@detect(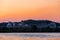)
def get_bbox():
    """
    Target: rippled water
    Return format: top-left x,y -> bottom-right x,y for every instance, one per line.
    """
0,33 -> 60,40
